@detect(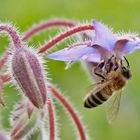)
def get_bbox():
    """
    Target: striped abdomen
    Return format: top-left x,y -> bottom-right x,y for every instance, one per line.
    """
84,86 -> 113,108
